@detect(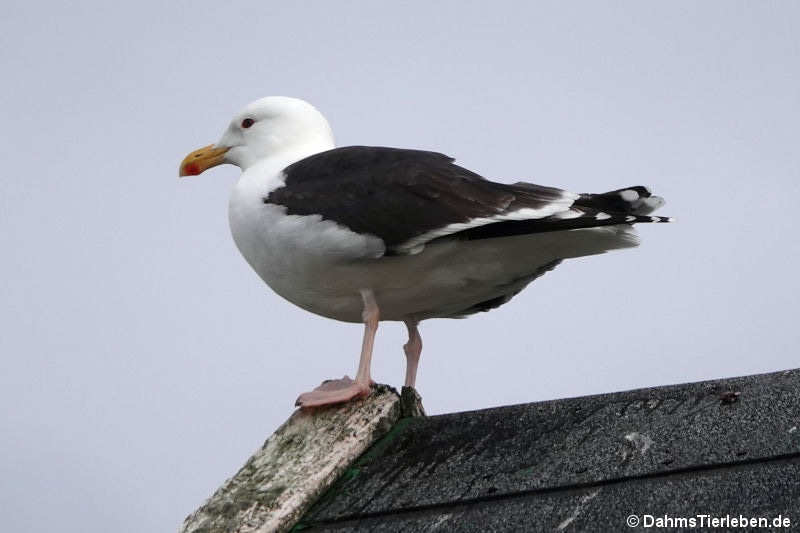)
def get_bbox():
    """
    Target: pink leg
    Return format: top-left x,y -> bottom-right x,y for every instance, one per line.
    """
295,289 -> 380,408
403,320 -> 422,388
